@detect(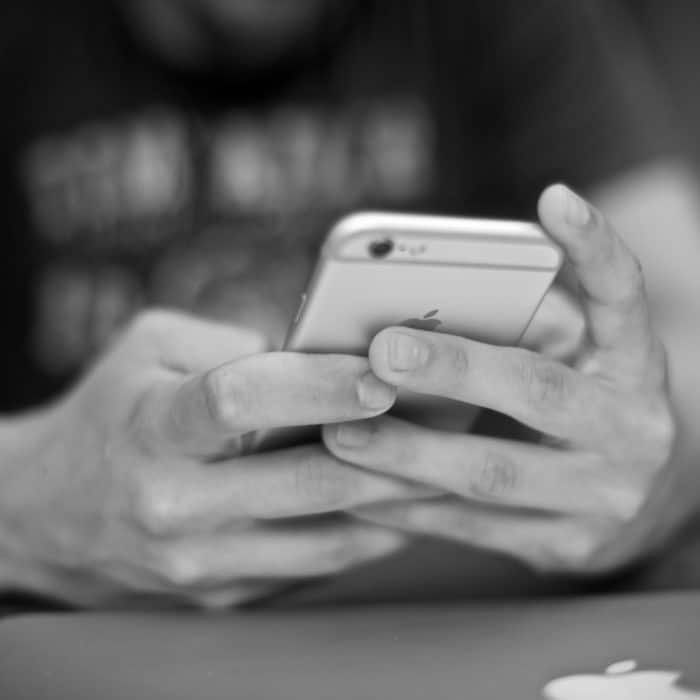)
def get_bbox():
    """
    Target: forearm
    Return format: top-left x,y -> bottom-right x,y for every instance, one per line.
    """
0,409 -> 57,594
0,407 -> 121,605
